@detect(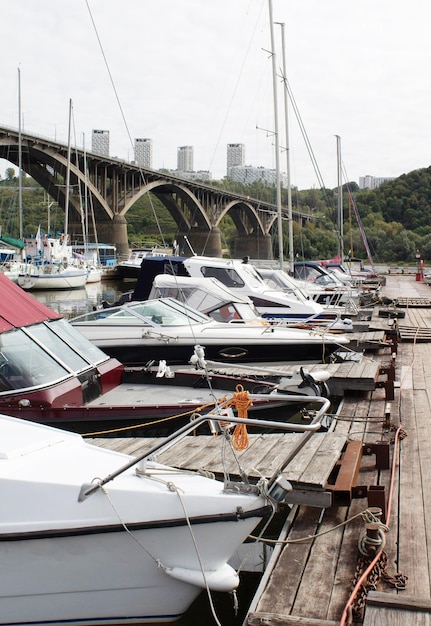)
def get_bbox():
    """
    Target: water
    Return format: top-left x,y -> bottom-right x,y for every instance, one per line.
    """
30,278 -> 130,319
